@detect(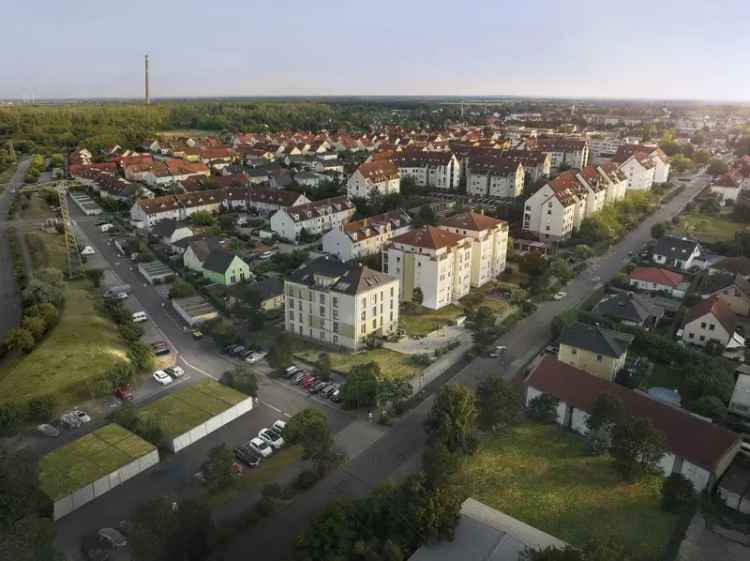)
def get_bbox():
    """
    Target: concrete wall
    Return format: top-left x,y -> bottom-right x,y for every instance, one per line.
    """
168,397 -> 253,453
